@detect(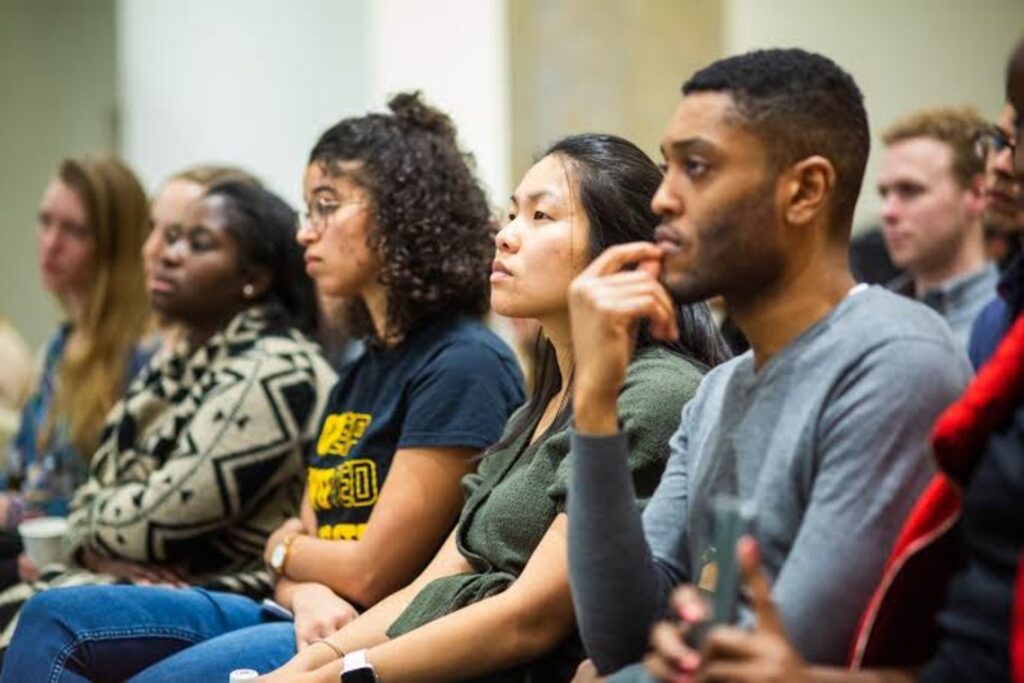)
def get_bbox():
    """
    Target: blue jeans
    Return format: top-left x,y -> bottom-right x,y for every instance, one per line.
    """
1,585 -> 297,682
